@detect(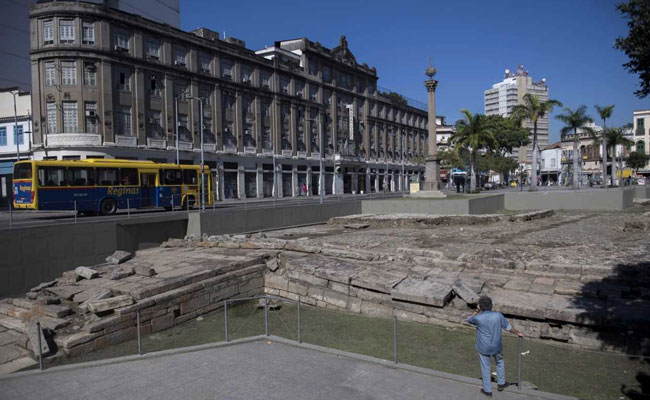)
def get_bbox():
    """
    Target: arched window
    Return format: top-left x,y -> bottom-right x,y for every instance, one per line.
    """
637,140 -> 645,154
